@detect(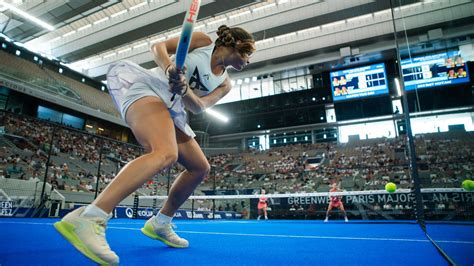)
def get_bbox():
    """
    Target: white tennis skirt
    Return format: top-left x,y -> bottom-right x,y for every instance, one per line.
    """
106,60 -> 195,138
